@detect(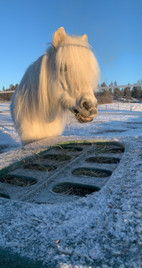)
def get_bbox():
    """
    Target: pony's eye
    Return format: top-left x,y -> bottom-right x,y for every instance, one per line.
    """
60,64 -> 67,73
60,65 -> 63,73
